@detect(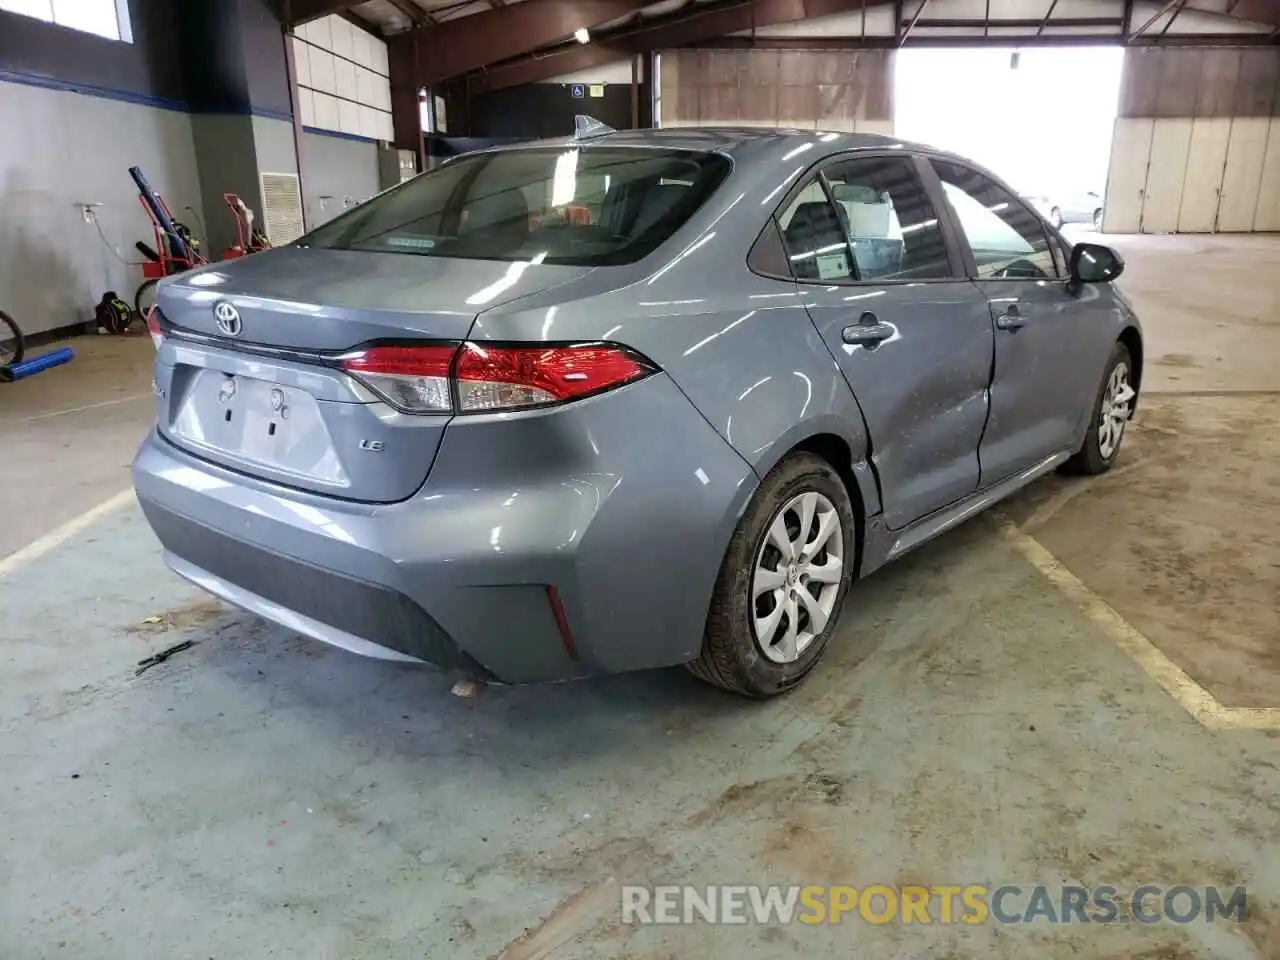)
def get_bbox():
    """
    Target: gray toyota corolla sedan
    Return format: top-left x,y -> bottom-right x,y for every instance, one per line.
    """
133,126 -> 1142,698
